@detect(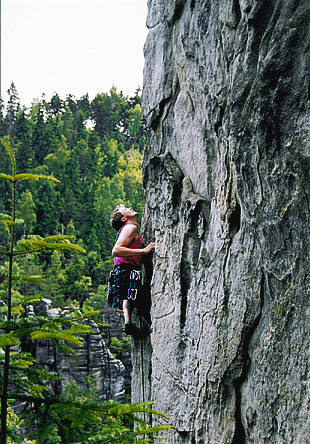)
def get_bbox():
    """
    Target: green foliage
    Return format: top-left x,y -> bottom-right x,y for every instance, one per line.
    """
6,83 -> 21,137
110,336 -> 132,357
24,380 -> 172,444
16,191 -> 36,234
0,87 -> 145,304
0,89 -> 170,444
2,405 -> 35,444
87,284 -> 108,311
0,140 -> 93,443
